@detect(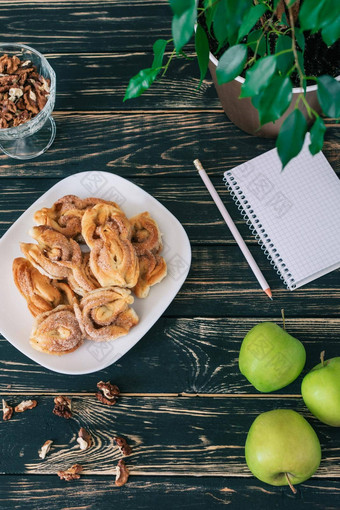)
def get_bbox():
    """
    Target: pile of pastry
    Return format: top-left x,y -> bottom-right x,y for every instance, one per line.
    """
12,195 -> 167,355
